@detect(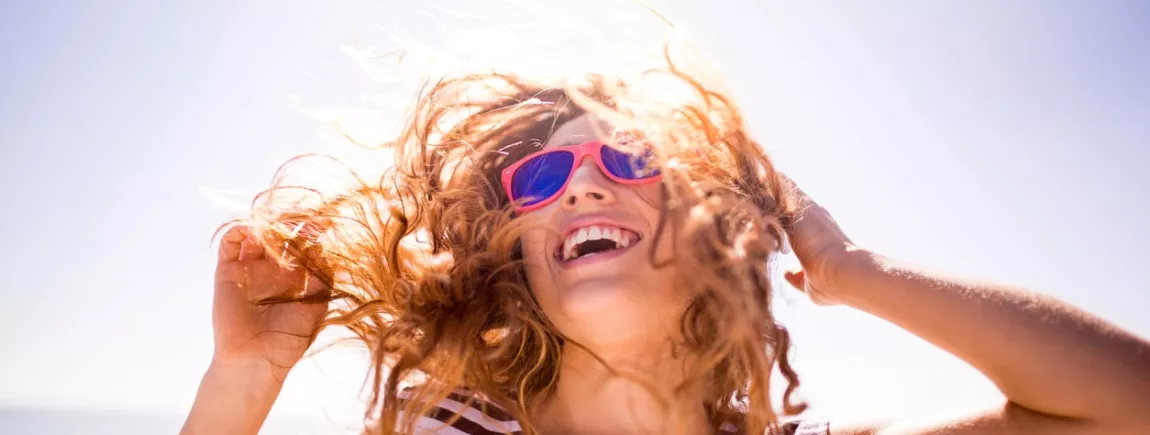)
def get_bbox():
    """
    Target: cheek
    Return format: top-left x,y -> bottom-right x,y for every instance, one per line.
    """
516,209 -> 556,266
518,223 -> 558,300
634,182 -> 663,209
628,186 -> 678,268
520,228 -> 552,270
